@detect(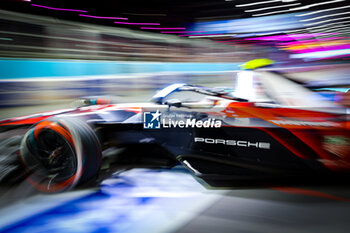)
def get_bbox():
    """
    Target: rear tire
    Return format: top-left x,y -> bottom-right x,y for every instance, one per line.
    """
20,117 -> 101,192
